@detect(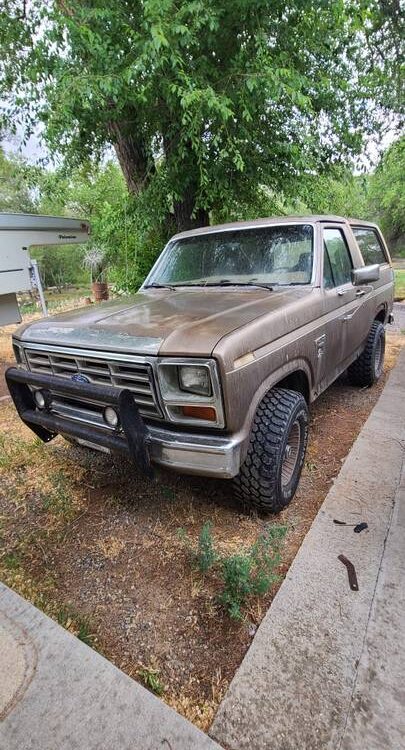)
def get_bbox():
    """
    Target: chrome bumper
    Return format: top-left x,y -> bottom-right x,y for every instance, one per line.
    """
147,425 -> 242,478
